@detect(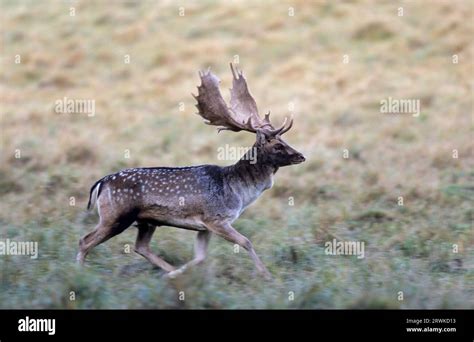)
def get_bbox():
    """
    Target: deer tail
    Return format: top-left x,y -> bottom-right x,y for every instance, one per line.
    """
87,179 -> 104,210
